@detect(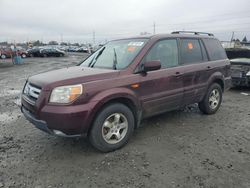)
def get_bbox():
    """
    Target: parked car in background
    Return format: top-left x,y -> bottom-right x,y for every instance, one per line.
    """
21,31 -> 231,152
0,48 -> 12,59
225,48 -> 250,59
27,48 -> 44,57
75,46 -> 89,53
40,48 -> 65,57
0,47 -> 28,59
58,46 -> 69,52
67,46 -> 80,52
67,46 -> 90,53
18,50 -> 29,58
230,58 -> 250,87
